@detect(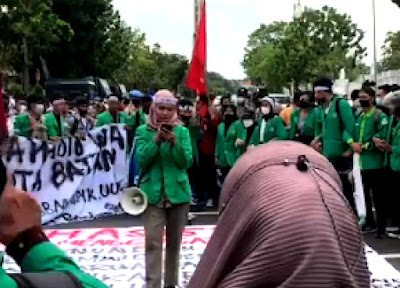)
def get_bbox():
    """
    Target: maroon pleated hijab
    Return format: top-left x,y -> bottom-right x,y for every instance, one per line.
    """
188,141 -> 370,288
